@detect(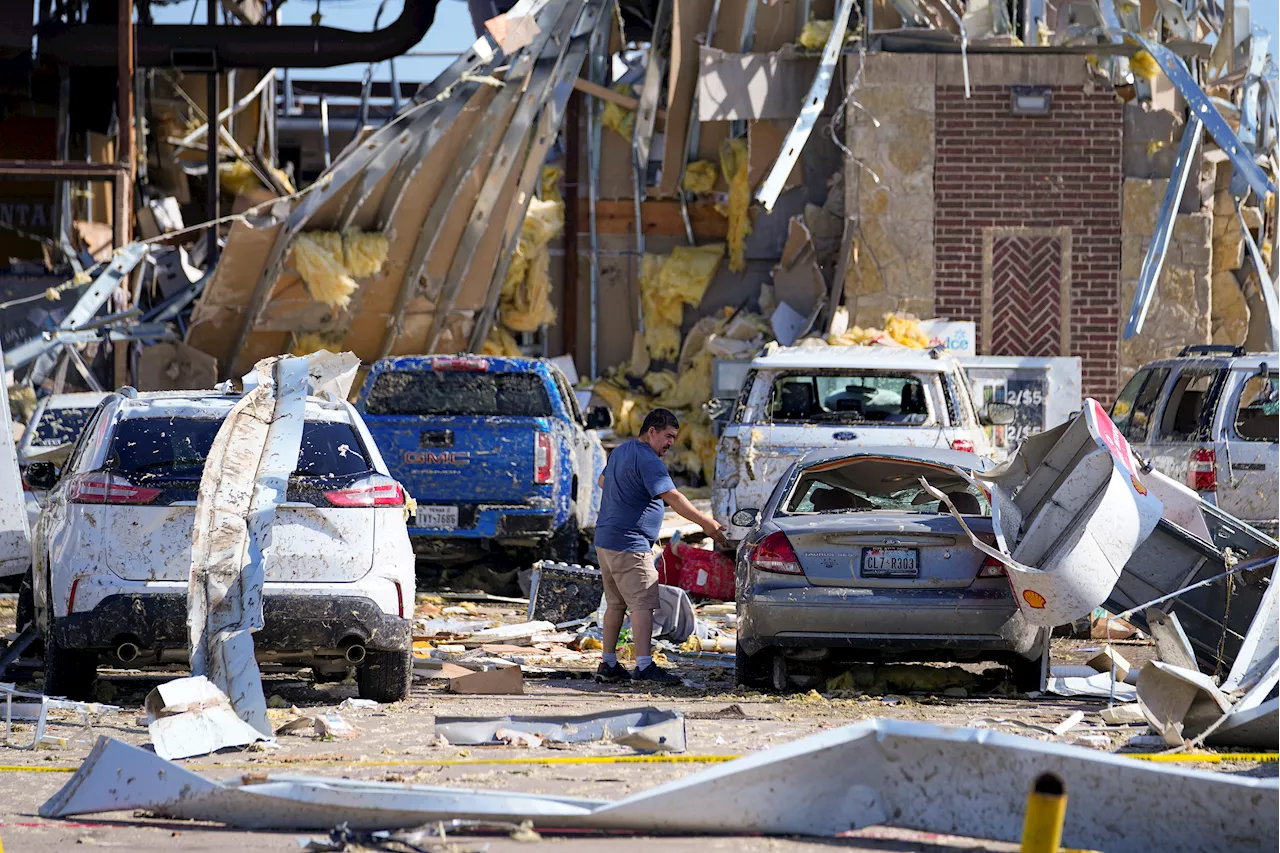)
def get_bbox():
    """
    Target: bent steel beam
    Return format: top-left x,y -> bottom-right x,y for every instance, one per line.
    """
754,0 -> 855,212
